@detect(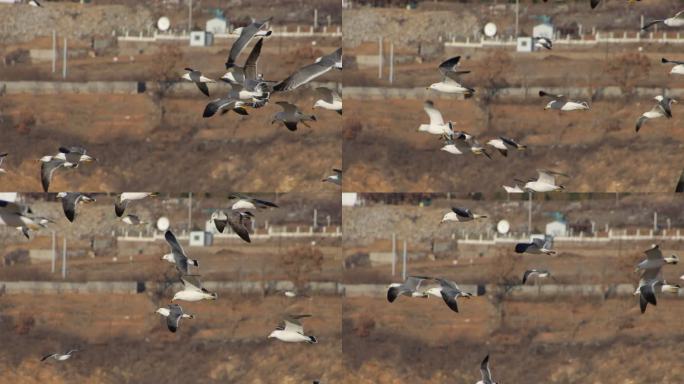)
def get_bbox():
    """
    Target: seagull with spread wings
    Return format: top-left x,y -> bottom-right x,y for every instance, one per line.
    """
427,56 -> 475,96
268,314 -> 318,344
56,192 -> 95,223
161,230 -> 199,275
155,304 -> 194,333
